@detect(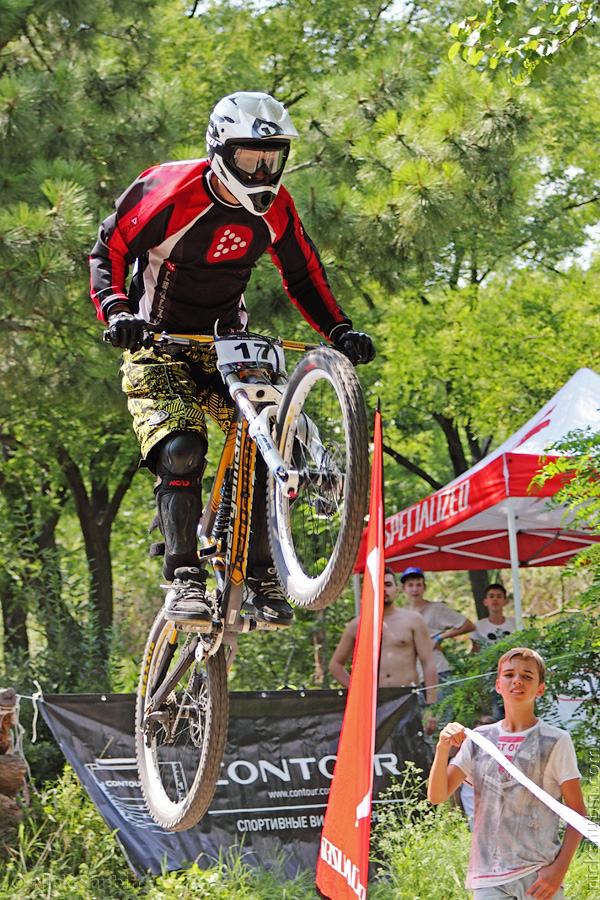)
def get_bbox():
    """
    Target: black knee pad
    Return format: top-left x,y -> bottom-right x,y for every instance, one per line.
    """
155,432 -> 207,502
155,432 -> 207,482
